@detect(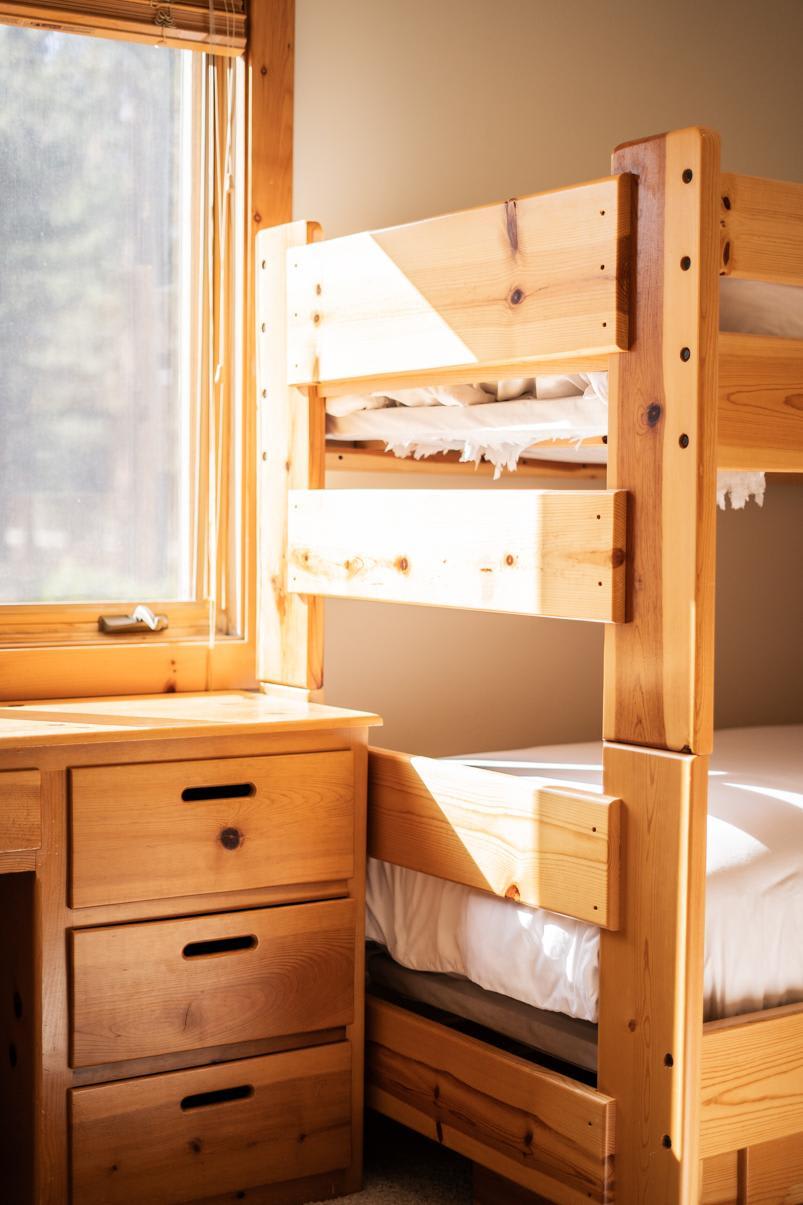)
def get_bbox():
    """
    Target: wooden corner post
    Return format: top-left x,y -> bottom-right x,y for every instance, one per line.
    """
256,220 -> 325,694
599,128 -> 720,1203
